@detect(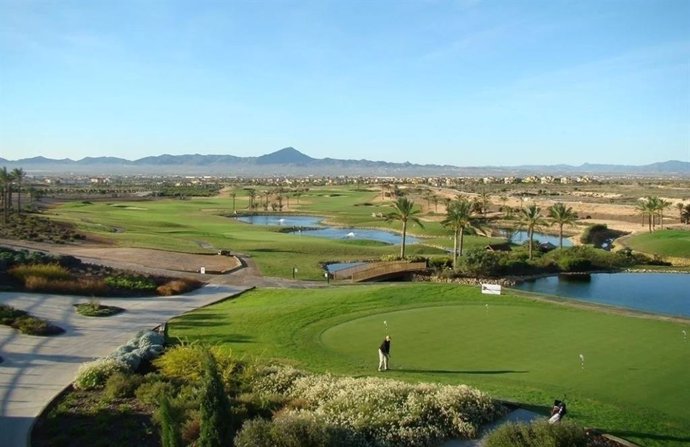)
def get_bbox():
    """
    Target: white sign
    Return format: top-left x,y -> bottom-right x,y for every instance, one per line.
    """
481,284 -> 501,295
200,267 -> 206,275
